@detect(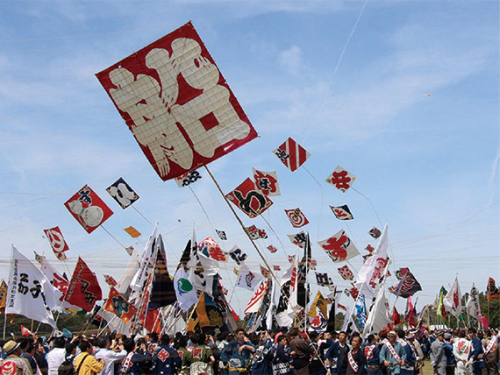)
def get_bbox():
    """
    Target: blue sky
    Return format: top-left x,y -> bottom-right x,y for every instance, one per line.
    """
1,1 -> 498,317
